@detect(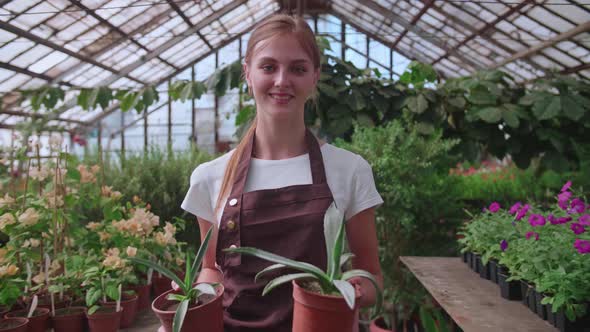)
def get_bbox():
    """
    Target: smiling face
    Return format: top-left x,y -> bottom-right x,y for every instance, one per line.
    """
244,33 -> 319,120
